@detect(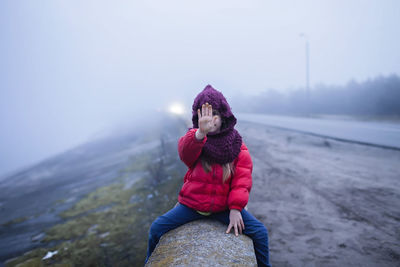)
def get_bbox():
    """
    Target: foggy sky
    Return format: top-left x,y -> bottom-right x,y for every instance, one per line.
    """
1,0 -> 399,178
